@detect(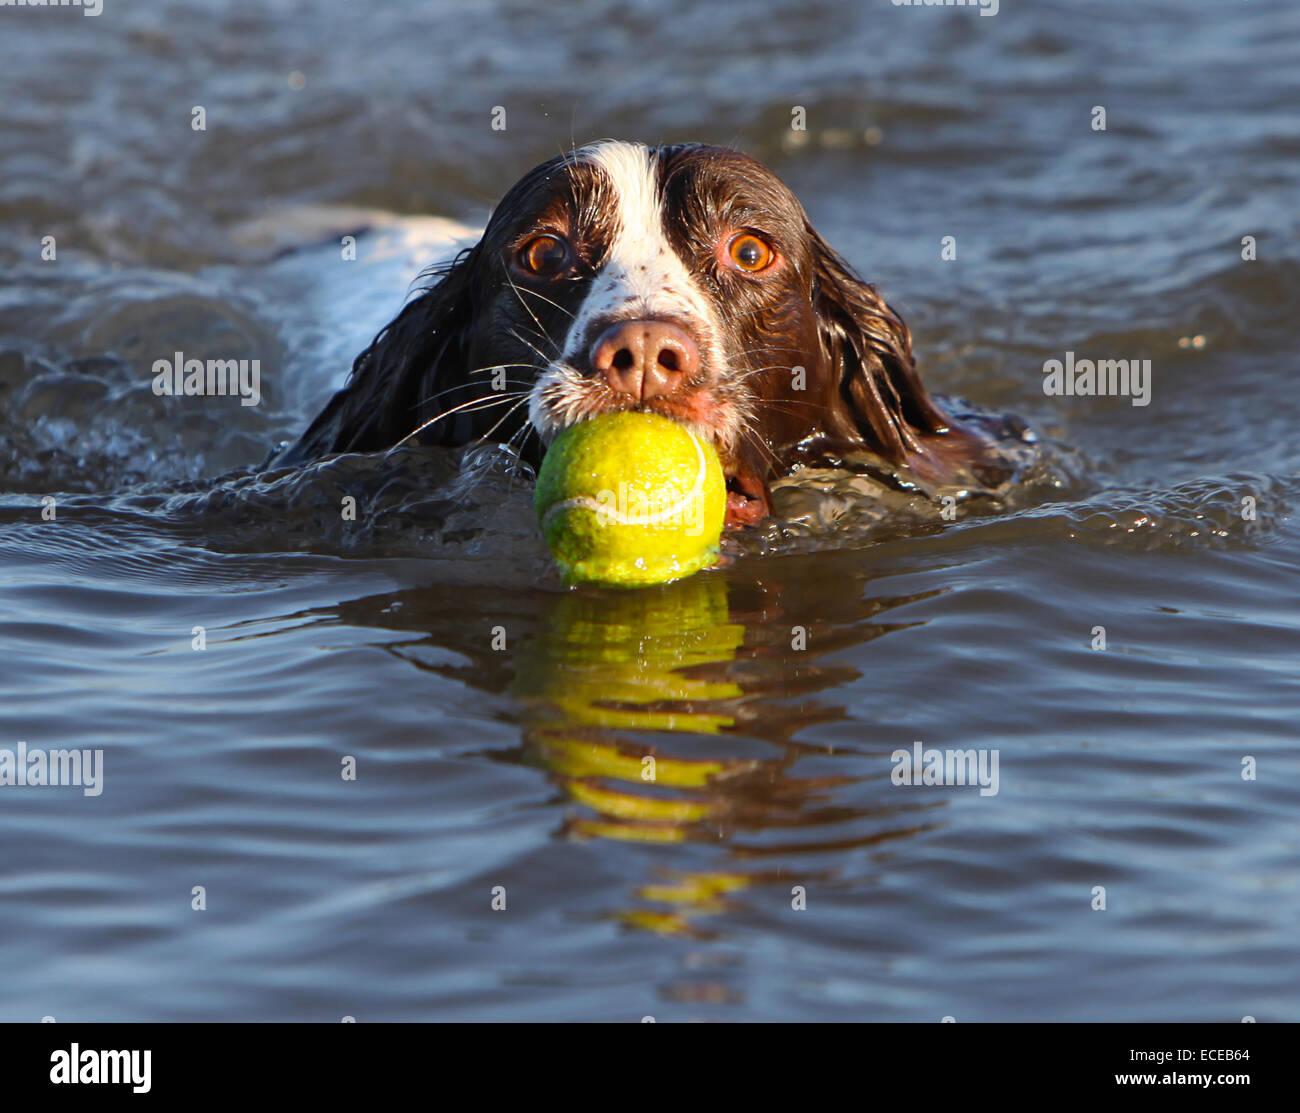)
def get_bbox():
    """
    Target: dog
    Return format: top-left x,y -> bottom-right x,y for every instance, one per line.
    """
277,140 -> 1019,526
